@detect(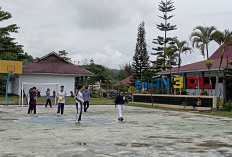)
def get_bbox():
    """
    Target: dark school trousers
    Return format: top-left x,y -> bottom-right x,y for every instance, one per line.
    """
57,103 -> 64,114
28,103 -> 36,114
76,102 -> 83,122
45,99 -> 52,107
84,101 -> 89,112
